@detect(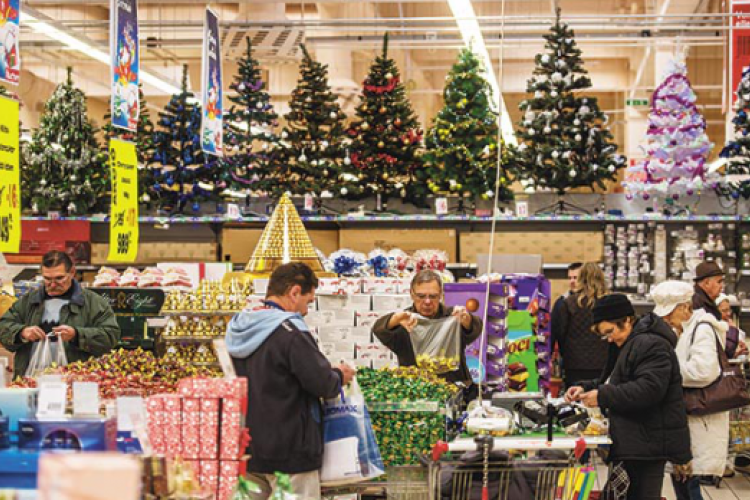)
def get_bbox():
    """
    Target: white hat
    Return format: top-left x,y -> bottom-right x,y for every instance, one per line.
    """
651,281 -> 694,317
715,293 -> 732,306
